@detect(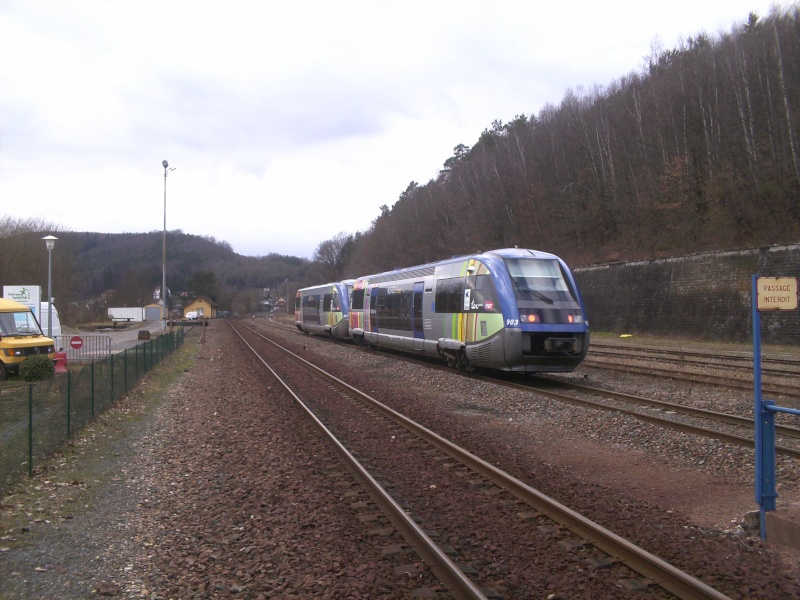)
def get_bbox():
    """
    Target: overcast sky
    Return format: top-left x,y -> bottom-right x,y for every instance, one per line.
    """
0,0 -> 787,259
